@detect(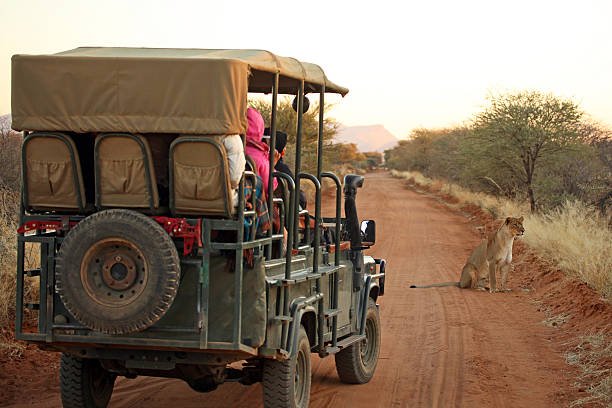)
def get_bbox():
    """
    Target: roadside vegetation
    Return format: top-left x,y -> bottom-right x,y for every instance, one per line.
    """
386,91 -> 611,215
566,332 -> 611,408
0,115 -> 38,357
